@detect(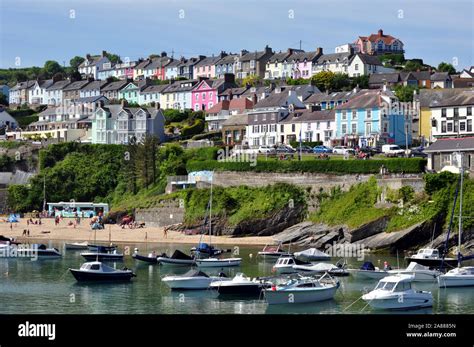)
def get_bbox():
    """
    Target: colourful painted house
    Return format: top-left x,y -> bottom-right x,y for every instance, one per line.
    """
118,82 -> 140,104
191,74 -> 238,111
